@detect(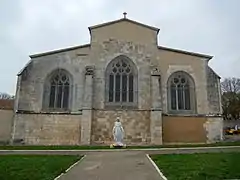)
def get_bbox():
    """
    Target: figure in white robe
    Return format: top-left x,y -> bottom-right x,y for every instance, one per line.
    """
112,117 -> 125,146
